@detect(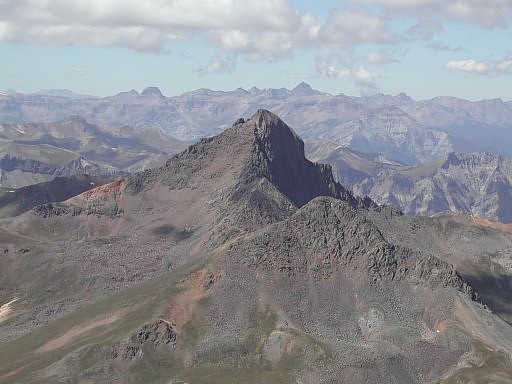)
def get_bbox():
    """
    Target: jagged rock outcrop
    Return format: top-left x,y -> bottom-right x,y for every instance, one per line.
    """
113,320 -> 177,360
227,196 -> 473,296
32,202 -> 72,218
239,110 -> 368,208
129,110 -> 372,207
